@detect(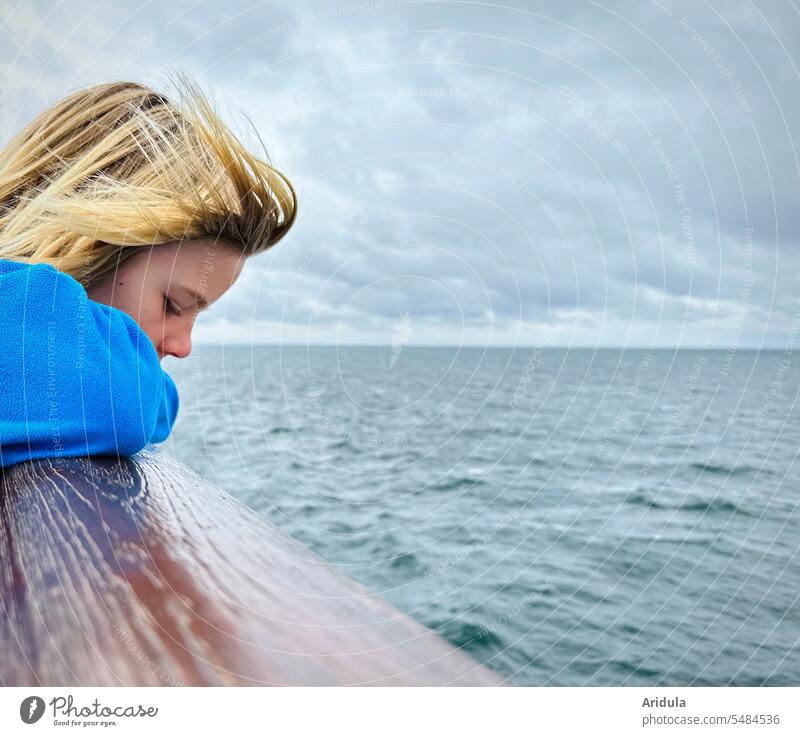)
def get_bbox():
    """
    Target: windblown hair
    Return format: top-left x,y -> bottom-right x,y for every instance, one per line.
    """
0,73 -> 297,287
